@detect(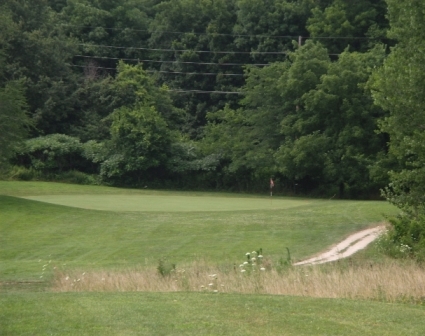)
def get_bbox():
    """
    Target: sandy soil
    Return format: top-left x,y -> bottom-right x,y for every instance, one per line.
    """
293,225 -> 386,266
